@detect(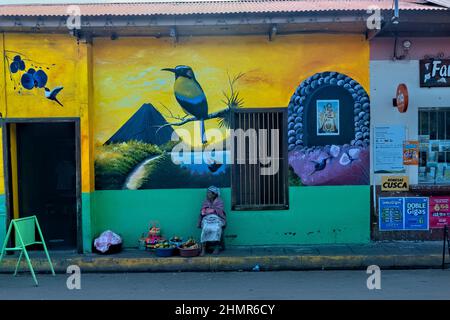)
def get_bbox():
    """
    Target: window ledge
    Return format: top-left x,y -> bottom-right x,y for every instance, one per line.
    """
409,184 -> 450,194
